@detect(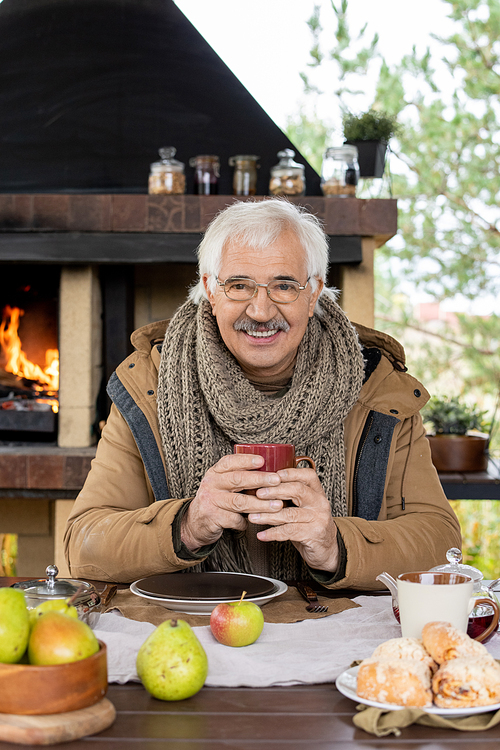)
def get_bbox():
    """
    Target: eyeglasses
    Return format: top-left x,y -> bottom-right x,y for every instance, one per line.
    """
216,277 -> 309,304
